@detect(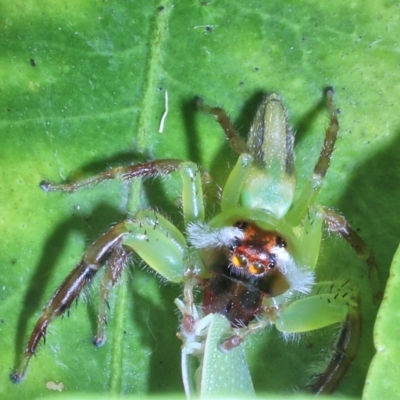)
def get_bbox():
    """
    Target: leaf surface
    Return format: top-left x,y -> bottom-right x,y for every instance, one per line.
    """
1,1 -> 399,399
